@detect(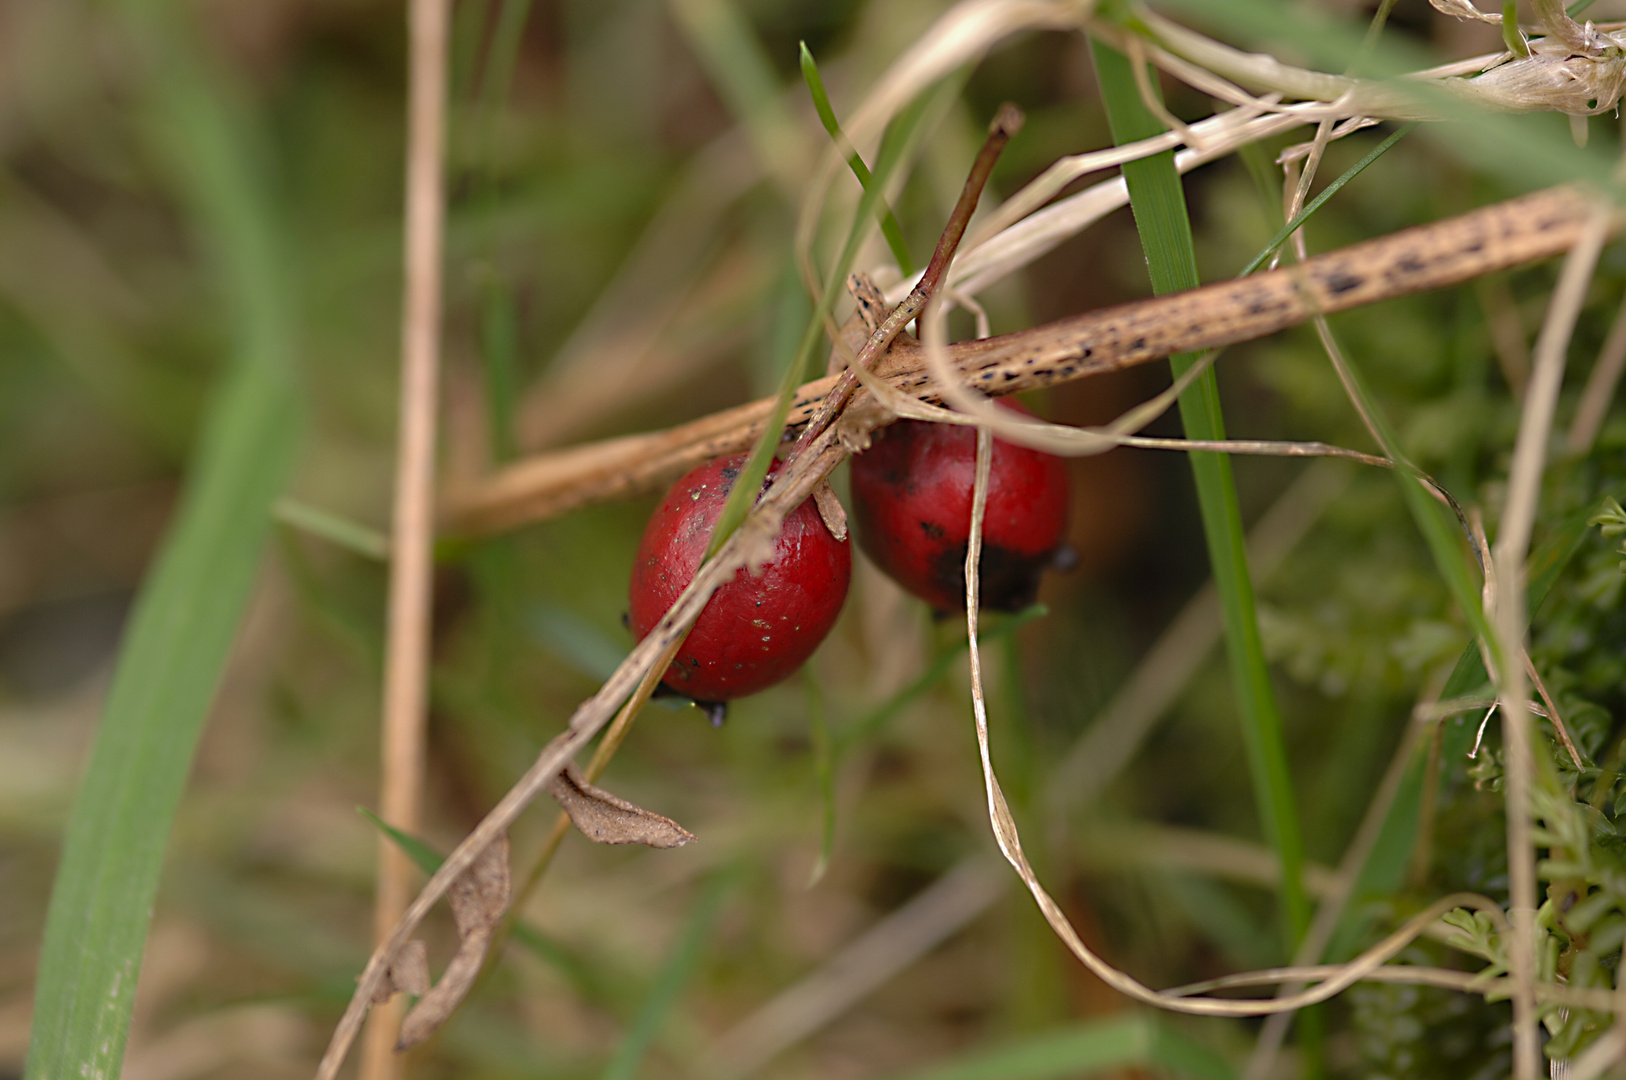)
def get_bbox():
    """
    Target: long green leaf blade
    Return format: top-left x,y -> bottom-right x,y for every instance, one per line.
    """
704,80 -> 947,556
24,12 -> 300,1080
800,41 -> 914,275
1091,40 -> 1310,953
